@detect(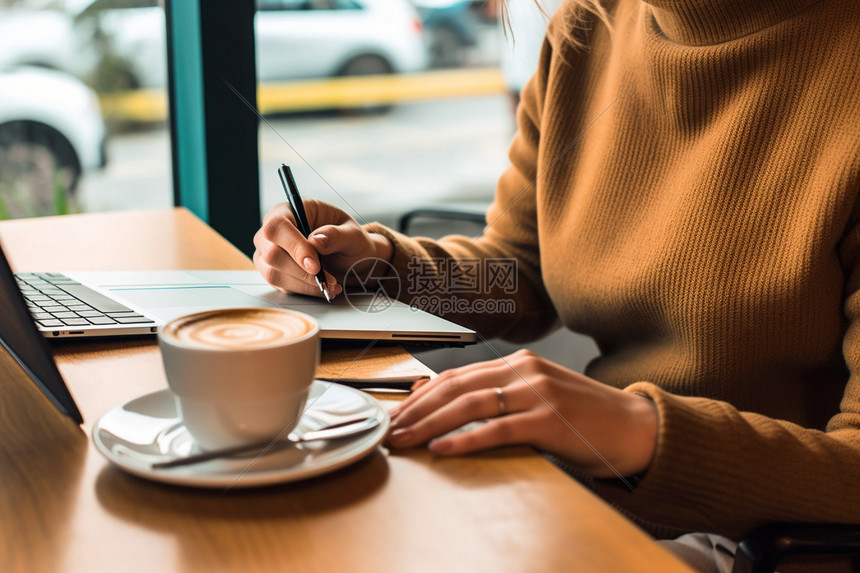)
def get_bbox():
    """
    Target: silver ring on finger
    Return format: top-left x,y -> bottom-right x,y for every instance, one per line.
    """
495,387 -> 507,417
